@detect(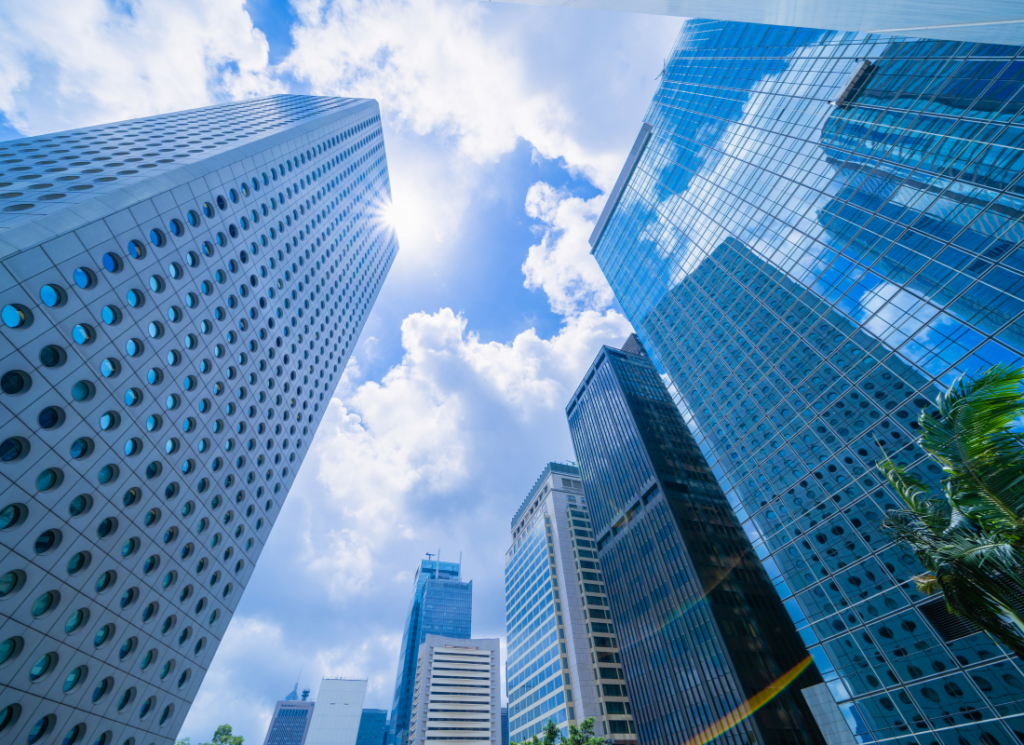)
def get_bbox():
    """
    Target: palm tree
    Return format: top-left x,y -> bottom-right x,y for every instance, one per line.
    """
879,363 -> 1024,658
